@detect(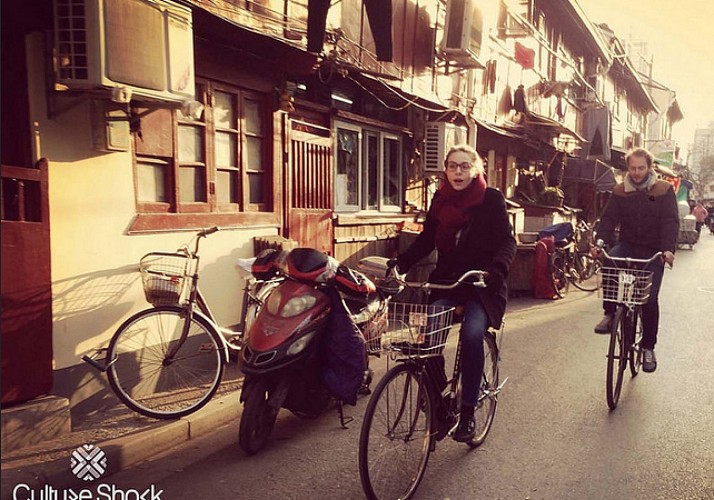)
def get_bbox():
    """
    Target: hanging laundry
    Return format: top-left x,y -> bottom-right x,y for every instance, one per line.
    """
583,106 -> 611,161
556,95 -> 565,121
514,84 -> 528,114
514,42 -> 535,69
307,0 -> 393,61
498,84 -> 513,115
